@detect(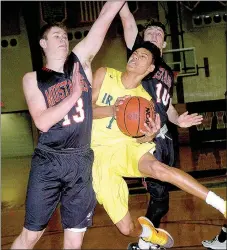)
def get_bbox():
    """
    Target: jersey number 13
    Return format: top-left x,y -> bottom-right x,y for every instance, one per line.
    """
62,98 -> 85,126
